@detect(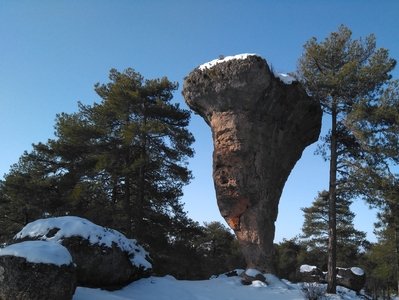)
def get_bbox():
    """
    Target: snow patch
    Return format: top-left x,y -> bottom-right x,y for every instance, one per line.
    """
14,216 -> 151,270
73,275 -> 306,300
198,53 -> 257,70
245,268 -> 262,277
197,53 -> 296,85
0,241 -> 72,266
273,71 -> 296,84
350,267 -> 364,276
300,264 -> 317,273
251,280 -> 267,287
73,274 -> 370,300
